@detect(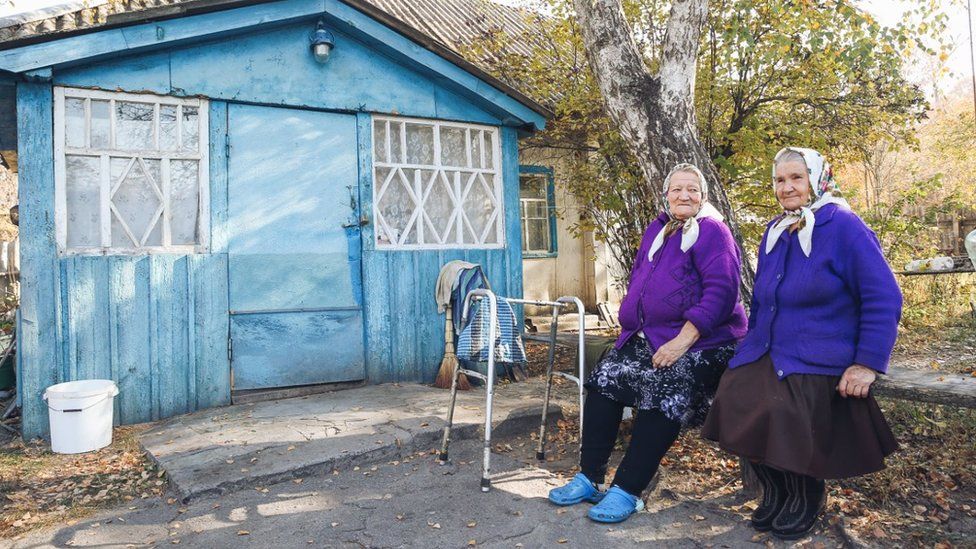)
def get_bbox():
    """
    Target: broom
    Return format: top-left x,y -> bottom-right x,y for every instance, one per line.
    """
435,307 -> 471,390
